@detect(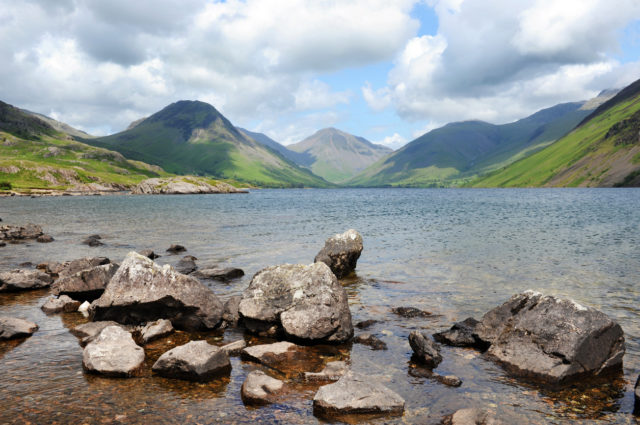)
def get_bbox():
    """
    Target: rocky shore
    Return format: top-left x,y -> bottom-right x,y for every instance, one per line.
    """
0,224 -> 636,423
